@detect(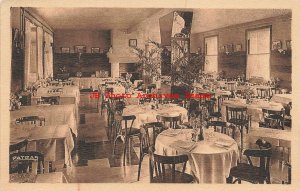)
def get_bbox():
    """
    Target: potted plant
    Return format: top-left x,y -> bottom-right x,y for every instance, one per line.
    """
132,40 -> 163,86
